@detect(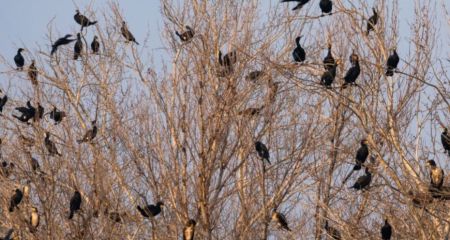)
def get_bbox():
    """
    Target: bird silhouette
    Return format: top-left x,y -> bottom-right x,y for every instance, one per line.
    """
272,209 -> 291,231
293,36 -> 306,63
14,48 -> 25,70
44,132 -> 61,156
51,34 -> 75,55
381,219 -> 392,240
137,201 -> 164,218
28,60 -> 38,85
176,26 -> 195,42
9,189 -> 23,212
255,141 -> 271,164
74,33 -> 83,60
350,167 -> 372,190
121,21 -> 139,44
442,128 -> 450,156
319,0 -> 333,16
426,160 -> 444,189
366,8 -> 378,35
77,120 -> 98,143
69,190 -> 82,219
386,48 -> 399,76
74,10 -> 97,28
91,36 -> 100,54
342,52 -> 360,88
49,106 -> 66,125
